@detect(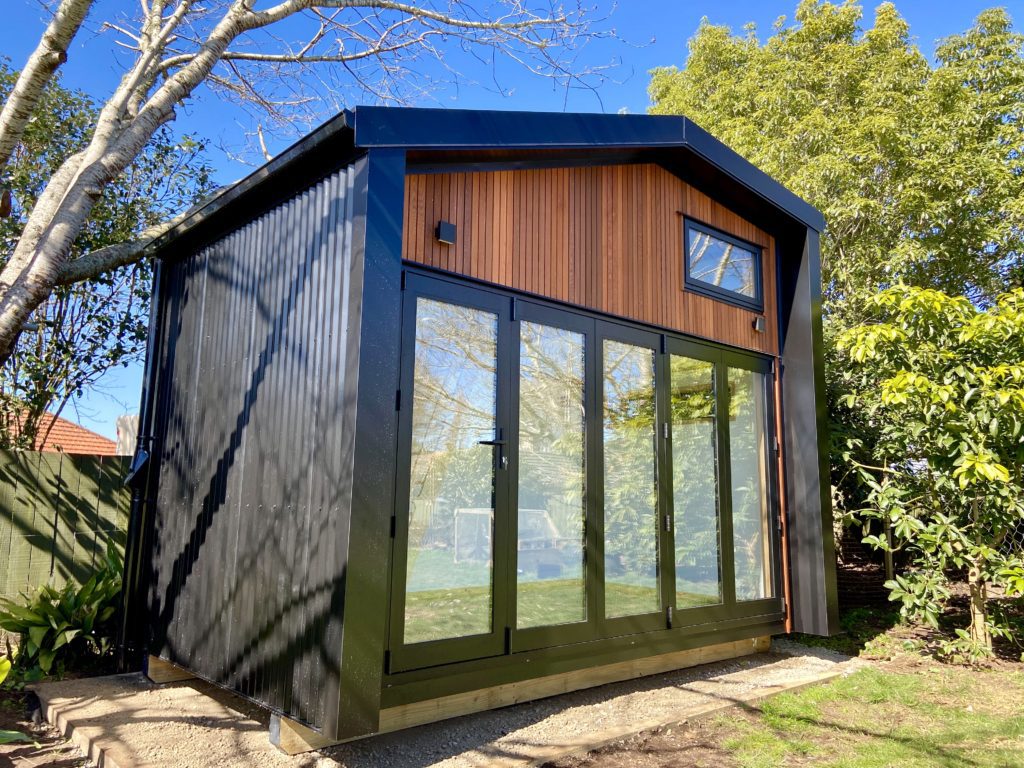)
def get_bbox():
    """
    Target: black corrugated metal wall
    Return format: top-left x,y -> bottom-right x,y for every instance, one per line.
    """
147,163 -> 362,729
